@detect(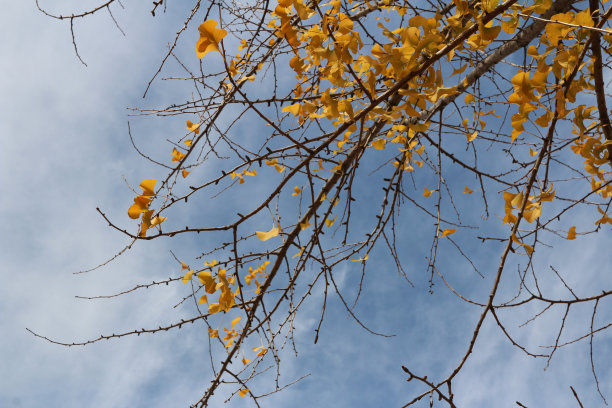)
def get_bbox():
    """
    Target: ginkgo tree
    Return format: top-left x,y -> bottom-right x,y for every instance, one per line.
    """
33,0 -> 612,406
